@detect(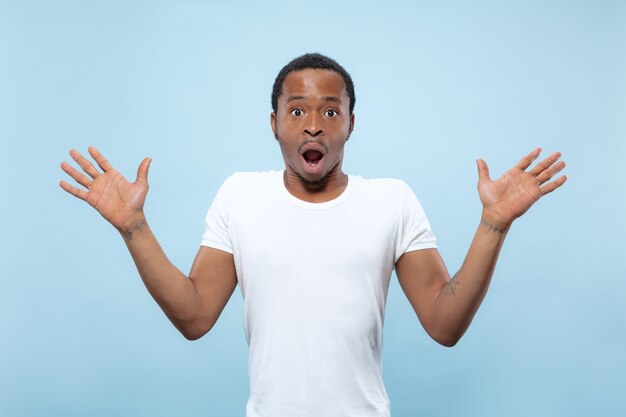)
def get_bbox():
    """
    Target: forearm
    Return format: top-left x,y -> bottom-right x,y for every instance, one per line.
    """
118,213 -> 202,332
431,213 -> 509,345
